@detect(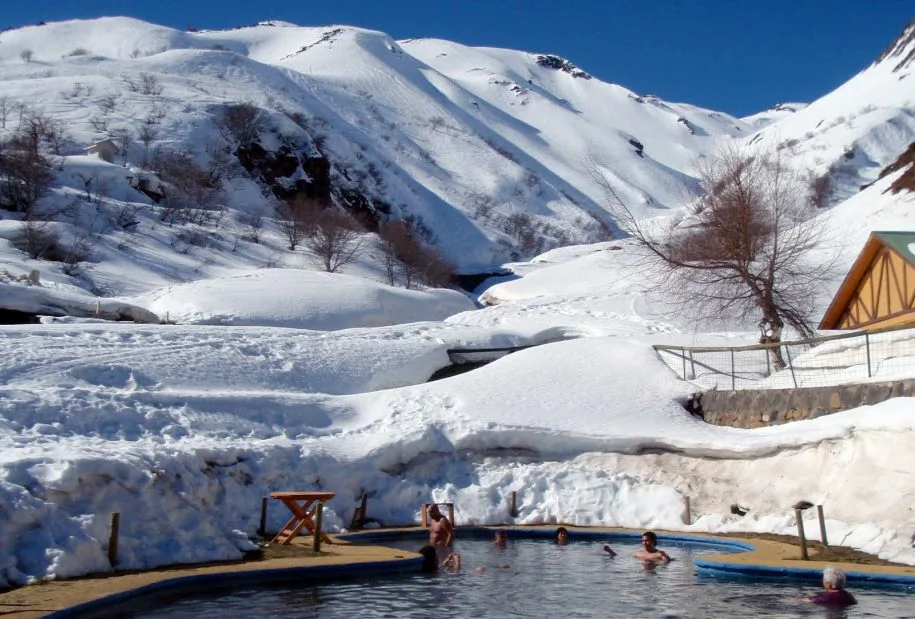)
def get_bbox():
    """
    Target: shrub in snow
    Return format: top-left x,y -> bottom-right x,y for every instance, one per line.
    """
217,102 -> 267,147
305,210 -> 364,273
